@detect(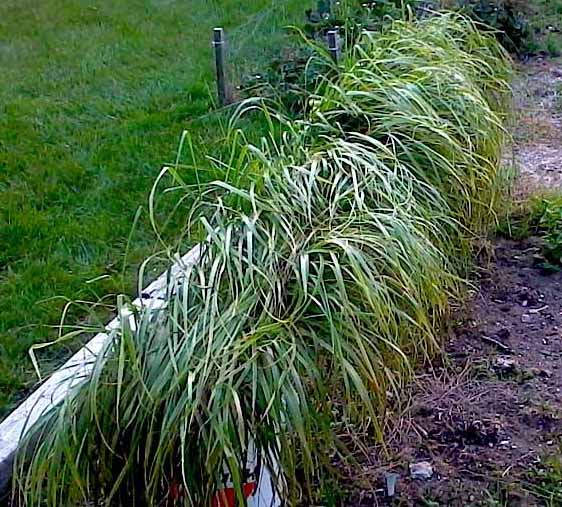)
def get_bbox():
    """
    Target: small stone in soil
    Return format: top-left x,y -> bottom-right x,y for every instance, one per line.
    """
409,461 -> 434,480
494,356 -> 518,375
